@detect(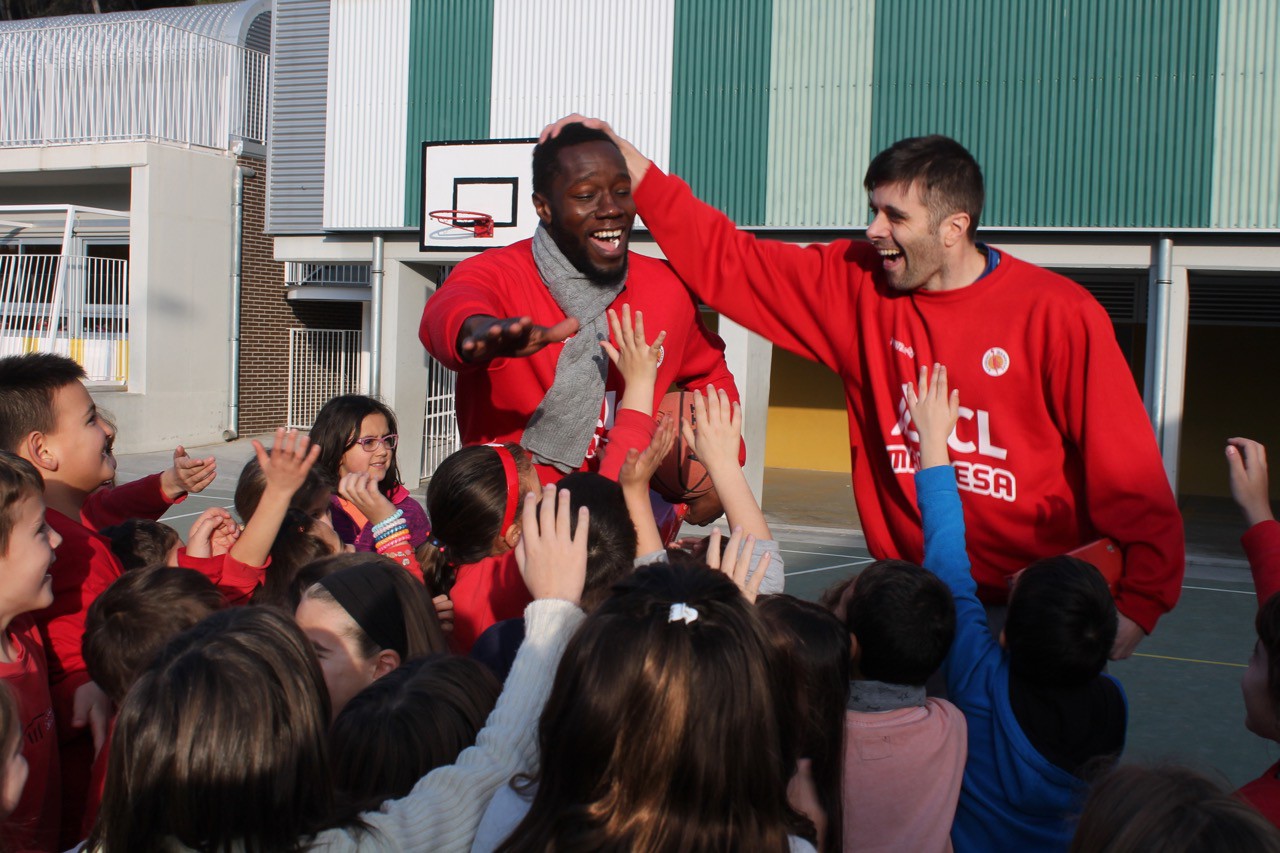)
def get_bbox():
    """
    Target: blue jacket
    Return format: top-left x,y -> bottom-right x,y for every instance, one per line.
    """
916,465 -> 1126,852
